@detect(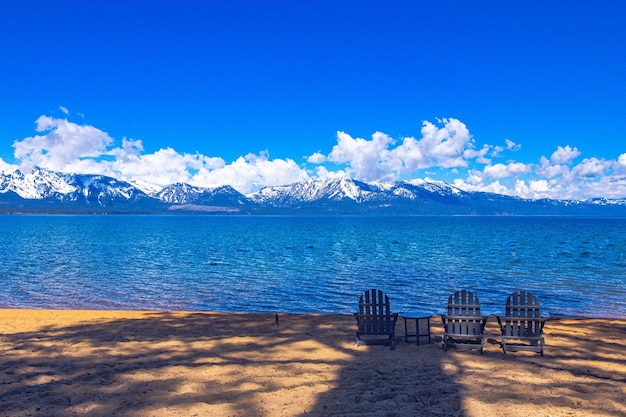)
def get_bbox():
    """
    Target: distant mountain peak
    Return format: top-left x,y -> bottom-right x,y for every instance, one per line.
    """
0,167 -> 77,199
1,168 -> 625,215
